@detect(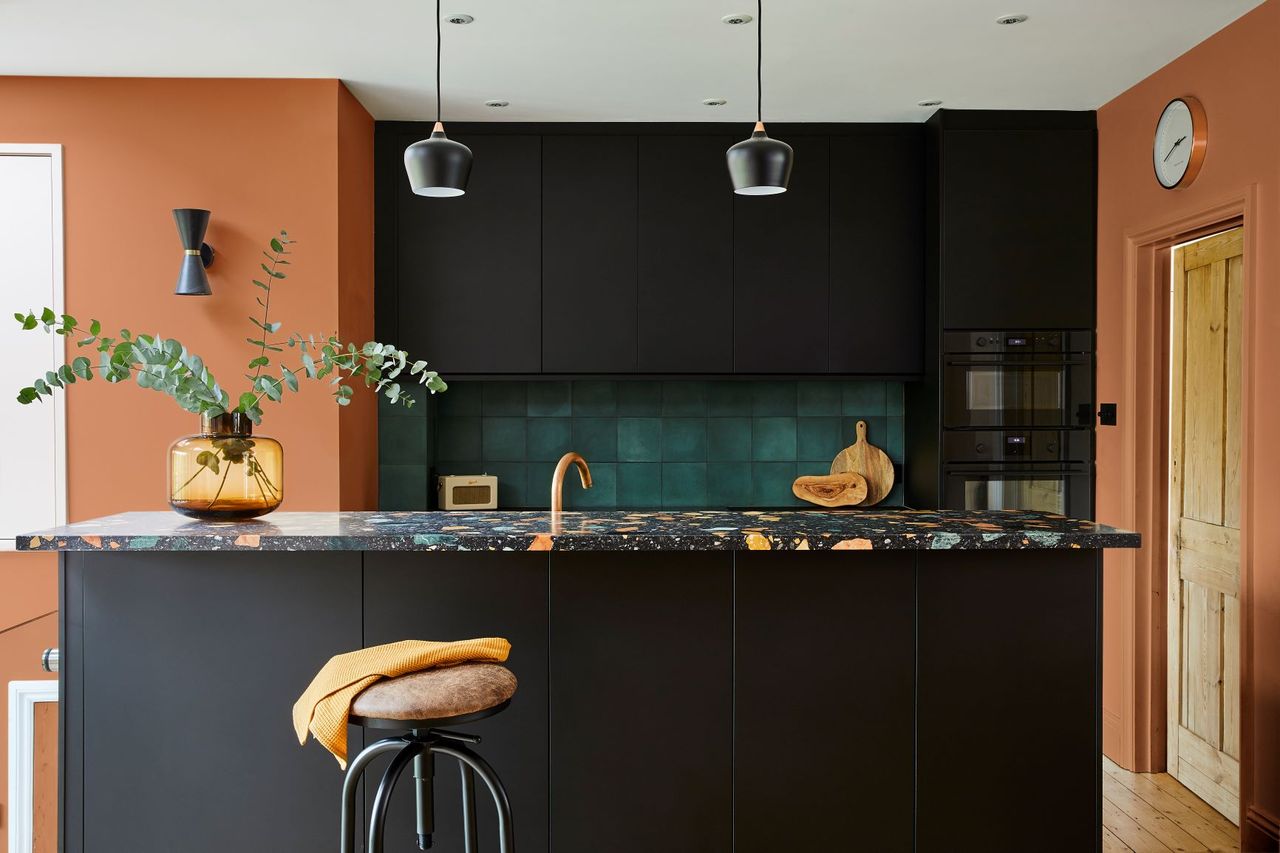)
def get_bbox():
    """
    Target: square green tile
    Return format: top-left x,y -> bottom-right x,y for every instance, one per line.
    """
662,382 -> 708,416
752,462 -> 798,506
752,381 -> 797,415
886,482 -> 906,507
796,417 -> 841,462
708,381 -> 752,415
886,382 -> 905,416
437,416 -> 482,462
617,381 -> 662,416
617,463 -> 662,508
379,464 -> 427,510
573,417 -> 618,462
482,461 -> 529,508
707,417 -> 751,461
437,382 -> 482,417
884,416 -> 905,462
752,417 -> 797,462
662,418 -> 707,461
527,381 -> 572,417
528,418 -> 572,462
797,382 -> 842,416
843,416 -> 888,451
482,417 -> 527,462
526,462 -> 556,509
662,462 -> 707,508
842,381 -> 887,416
796,460 -> 833,478
482,382 -> 527,416
566,462 -> 616,509
572,380 -> 616,416
436,460 -> 482,476
707,463 -> 752,507
379,416 -> 427,465
618,418 -> 661,462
